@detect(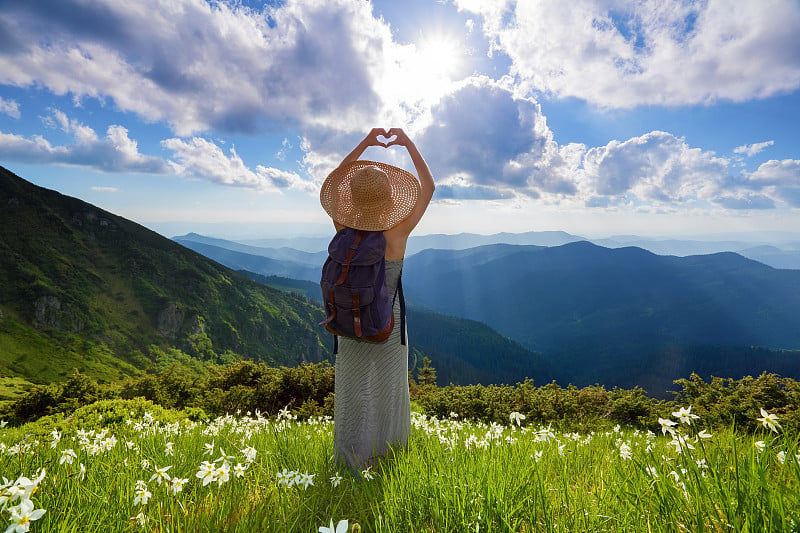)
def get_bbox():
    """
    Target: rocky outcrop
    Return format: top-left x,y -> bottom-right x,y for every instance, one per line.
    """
157,303 -> 184,339
32,295 -> 83,332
